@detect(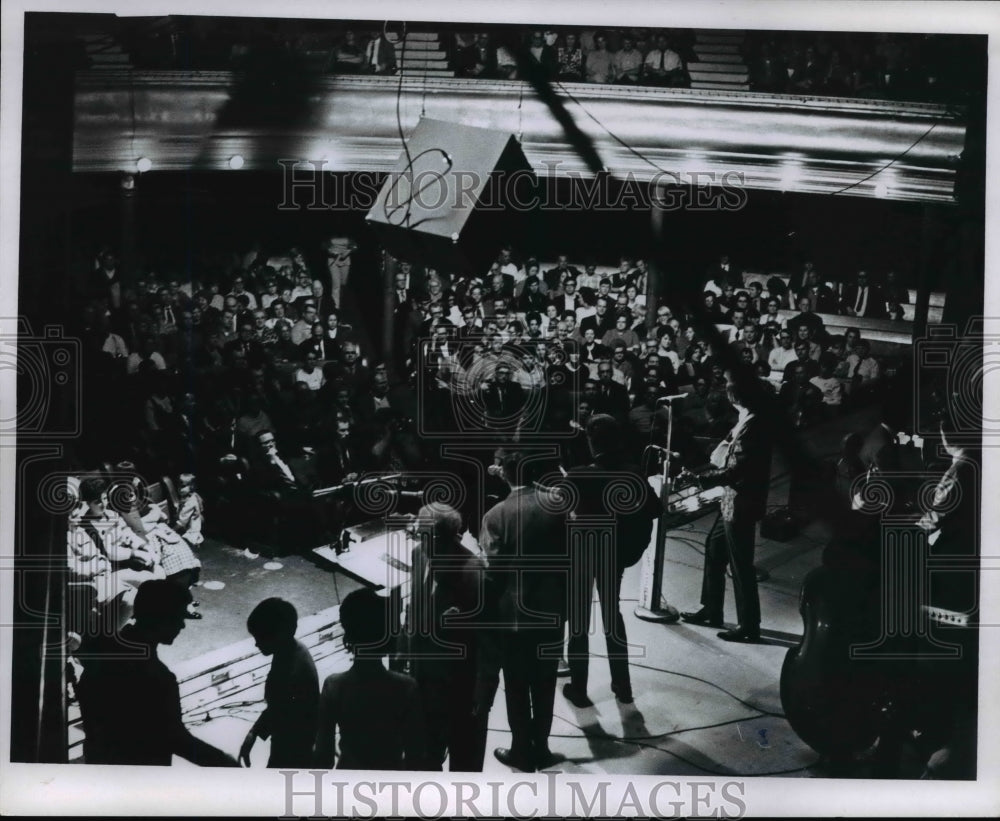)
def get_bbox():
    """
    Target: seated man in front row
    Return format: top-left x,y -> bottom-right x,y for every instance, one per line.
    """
247,429 -> 333,552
